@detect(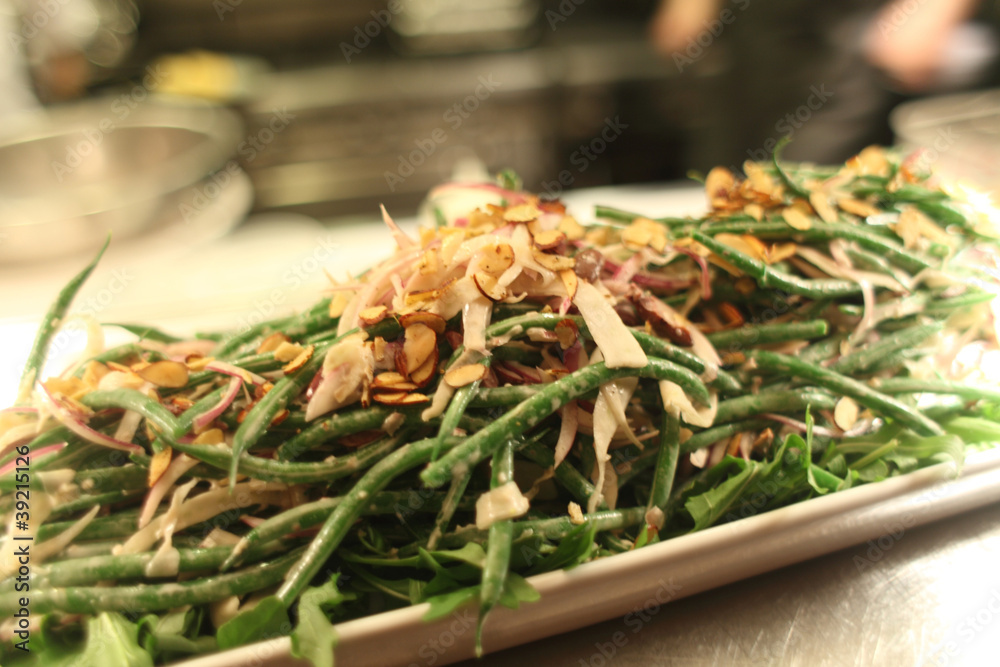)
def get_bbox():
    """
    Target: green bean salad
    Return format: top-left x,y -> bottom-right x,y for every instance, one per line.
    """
2,147 -> 999,666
